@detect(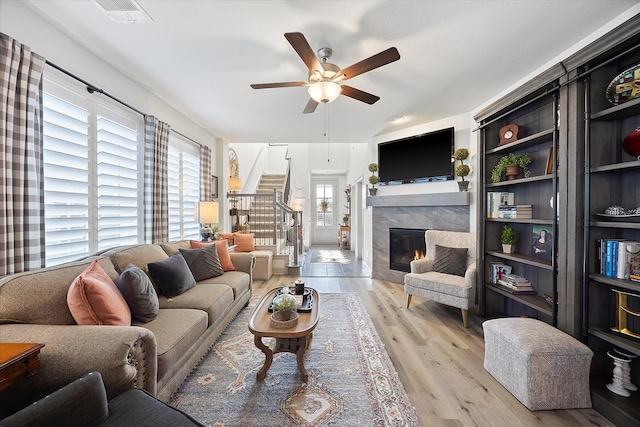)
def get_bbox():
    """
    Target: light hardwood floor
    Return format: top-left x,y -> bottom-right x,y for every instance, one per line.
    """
254,275 -> 615,427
